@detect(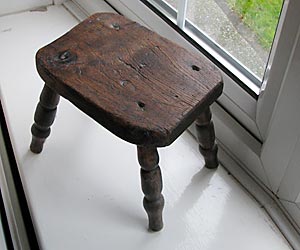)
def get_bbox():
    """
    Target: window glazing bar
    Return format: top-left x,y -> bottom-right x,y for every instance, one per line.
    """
177,0 -> 188,29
